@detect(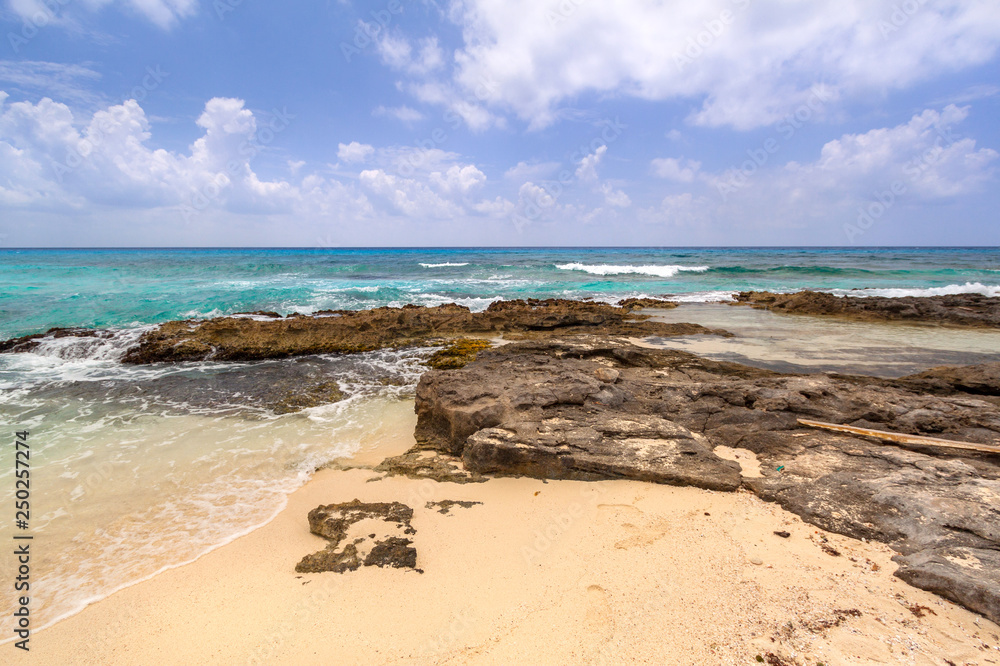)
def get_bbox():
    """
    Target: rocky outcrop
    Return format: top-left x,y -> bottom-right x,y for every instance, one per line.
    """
295,500 -> 418,574
0,327 -> 103,354
402,336 -> 1000,623
732,290 -> 1000,327
616,297 -> 679,309
0,299 -> 726,364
